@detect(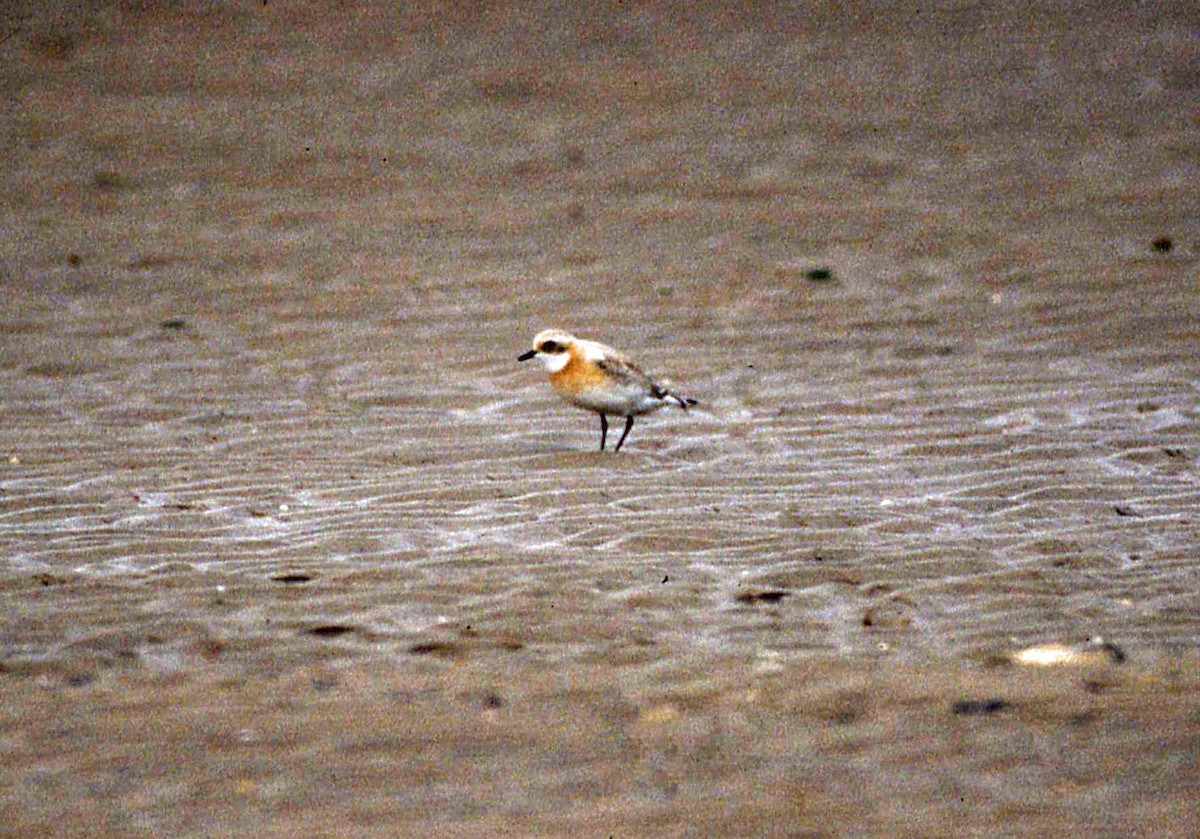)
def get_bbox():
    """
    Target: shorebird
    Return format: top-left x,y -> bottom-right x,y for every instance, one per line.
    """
518,328 -> 696,451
